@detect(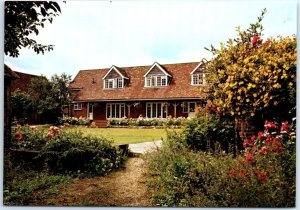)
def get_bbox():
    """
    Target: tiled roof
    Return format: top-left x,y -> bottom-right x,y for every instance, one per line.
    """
11,71 -> 41,92
70,62 -> 207,101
